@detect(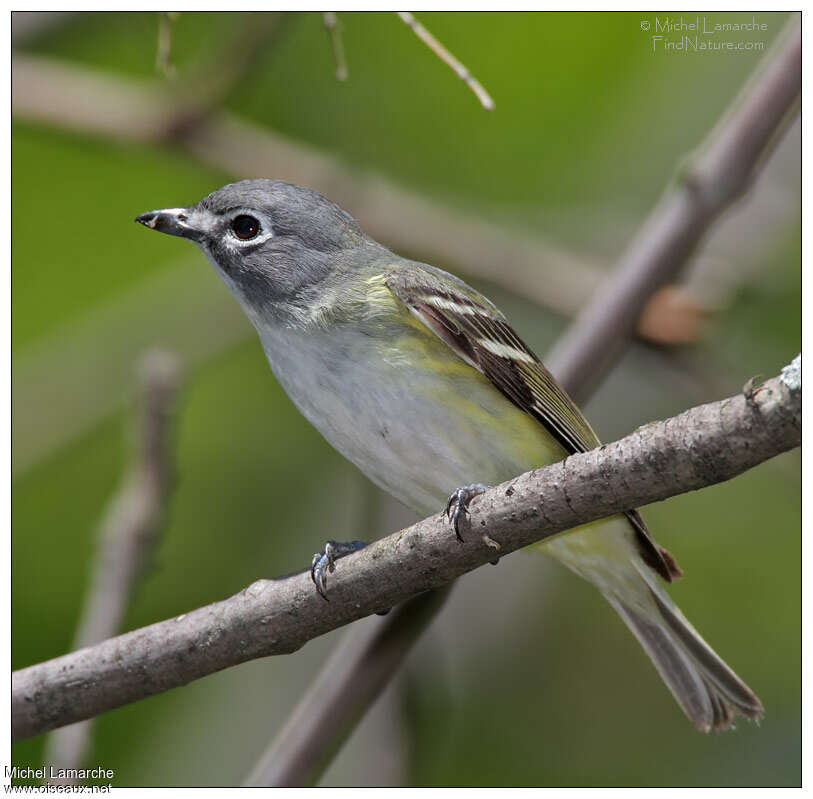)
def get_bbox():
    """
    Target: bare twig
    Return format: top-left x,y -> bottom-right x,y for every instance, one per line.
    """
11,50 -> 797,350
10,52 -> 606,483
42,351 -> 181,778
546,18 -> 801,402
12,359 -> 801,743
155,12 -> 180,80
245,22 -> 801,784
10,53 -> 600,319
322,12 -> 348,82
396,12 -> 494,111
159,11 -> 289,142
